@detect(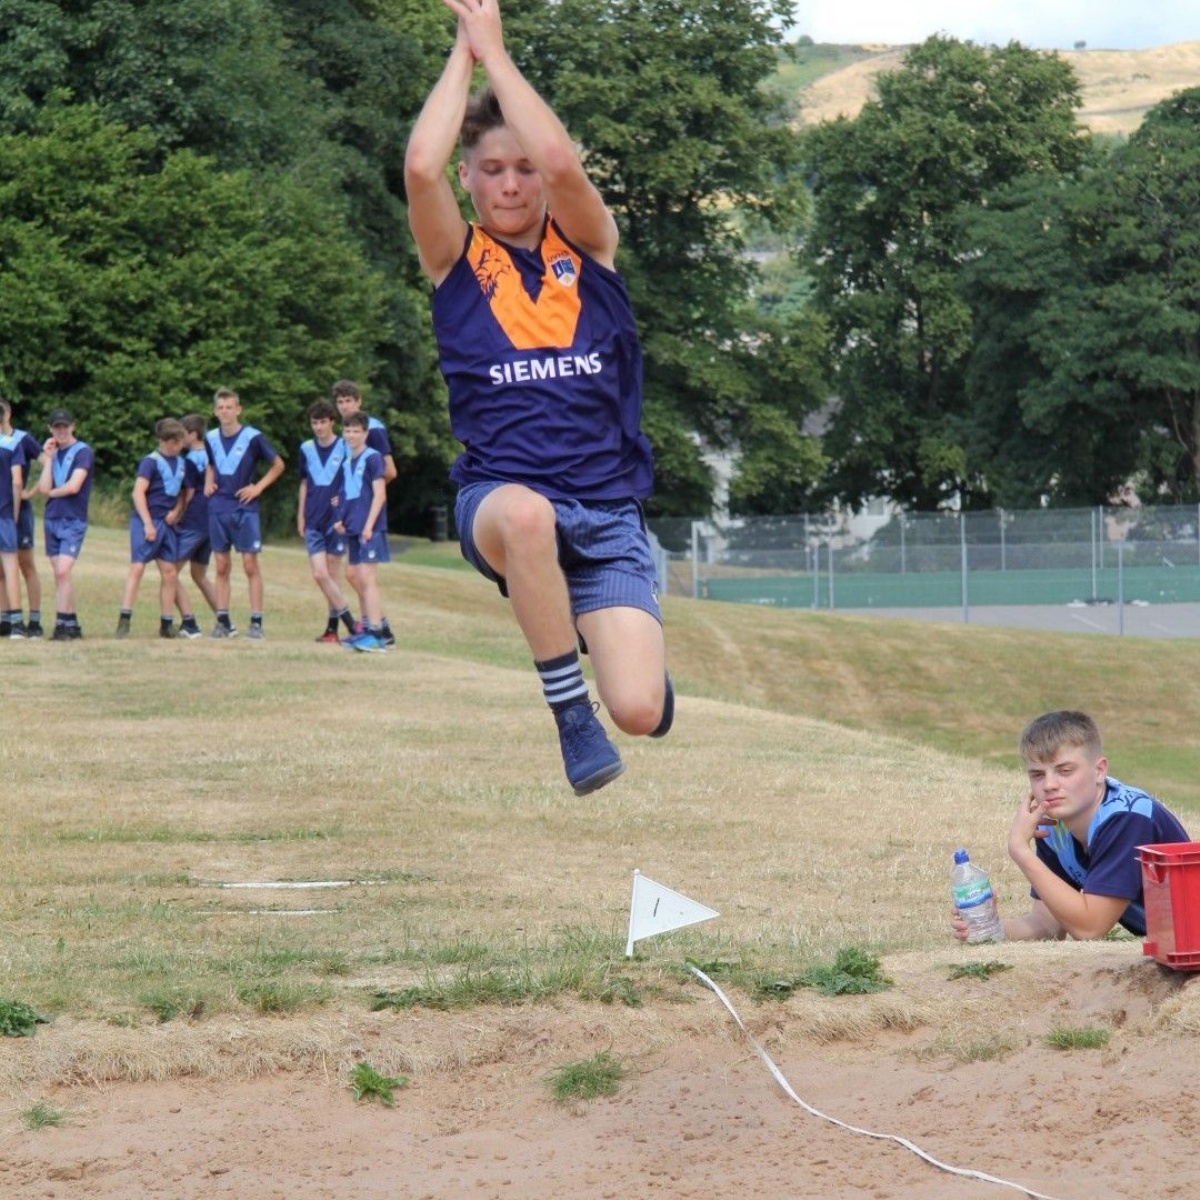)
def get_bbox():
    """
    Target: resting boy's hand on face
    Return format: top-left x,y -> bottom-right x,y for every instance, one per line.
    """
1008,791 -> 1052,861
